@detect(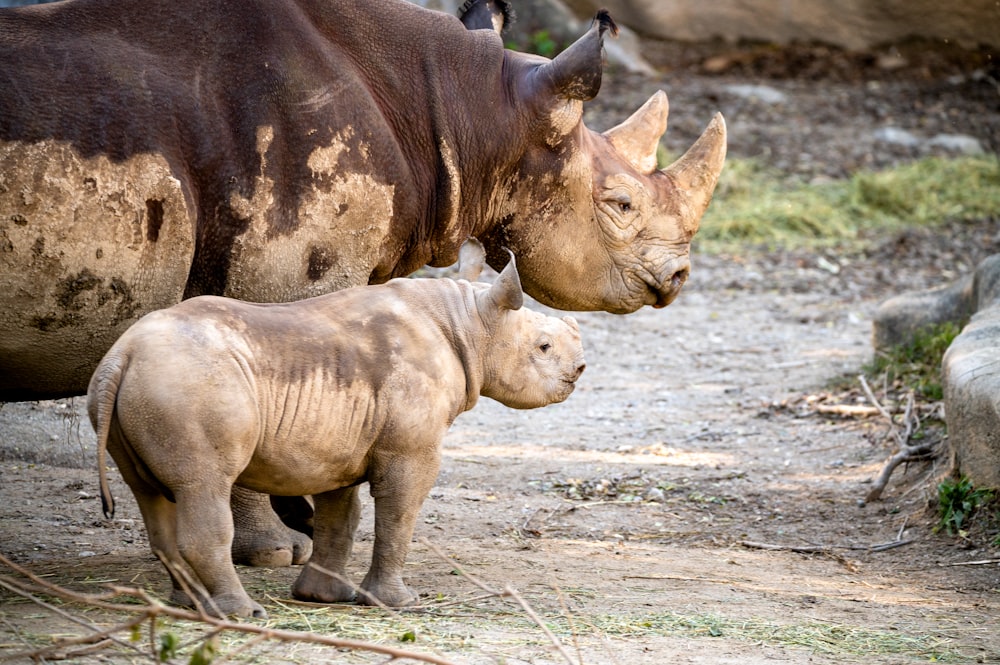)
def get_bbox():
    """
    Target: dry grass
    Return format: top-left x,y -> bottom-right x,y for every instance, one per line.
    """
1,550 -> 984,664
697,154 -> 1000,249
